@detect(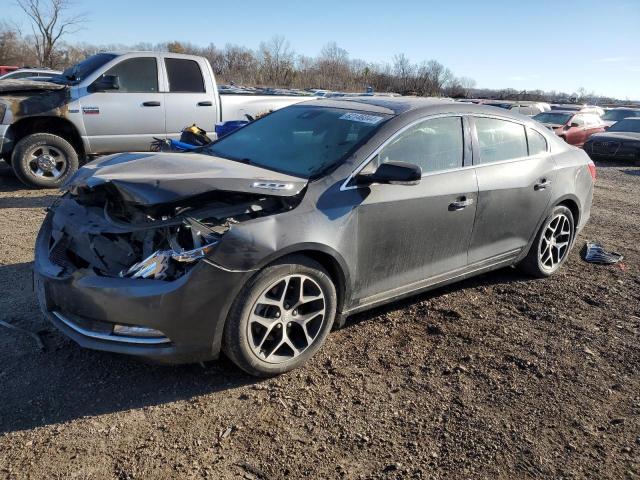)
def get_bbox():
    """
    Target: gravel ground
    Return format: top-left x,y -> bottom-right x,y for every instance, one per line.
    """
0,160 -> 639,480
